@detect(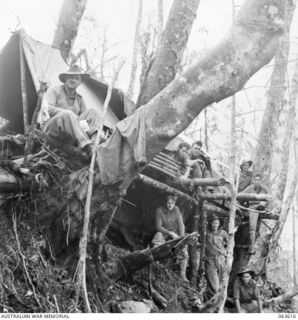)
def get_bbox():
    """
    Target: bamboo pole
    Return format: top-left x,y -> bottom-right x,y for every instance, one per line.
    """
76,60 -> 125,313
